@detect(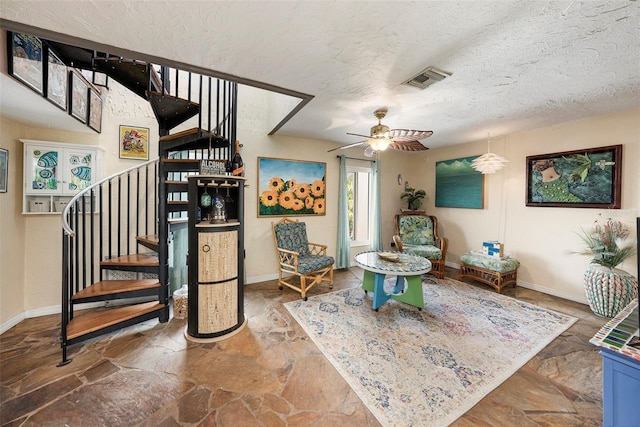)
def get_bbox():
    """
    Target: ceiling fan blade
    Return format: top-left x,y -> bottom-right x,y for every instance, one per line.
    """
346,132 -> 372,139
389,140 -> 429,151
327,141 -> 367,152
389,129 -> 433,142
